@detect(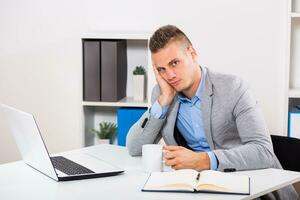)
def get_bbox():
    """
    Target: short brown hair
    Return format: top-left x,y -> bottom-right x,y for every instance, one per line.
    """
149,25 -> 192,53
